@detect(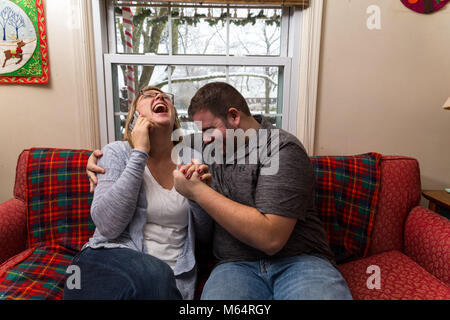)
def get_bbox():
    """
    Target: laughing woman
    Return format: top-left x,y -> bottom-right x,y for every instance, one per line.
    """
63,86 -> 209,300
